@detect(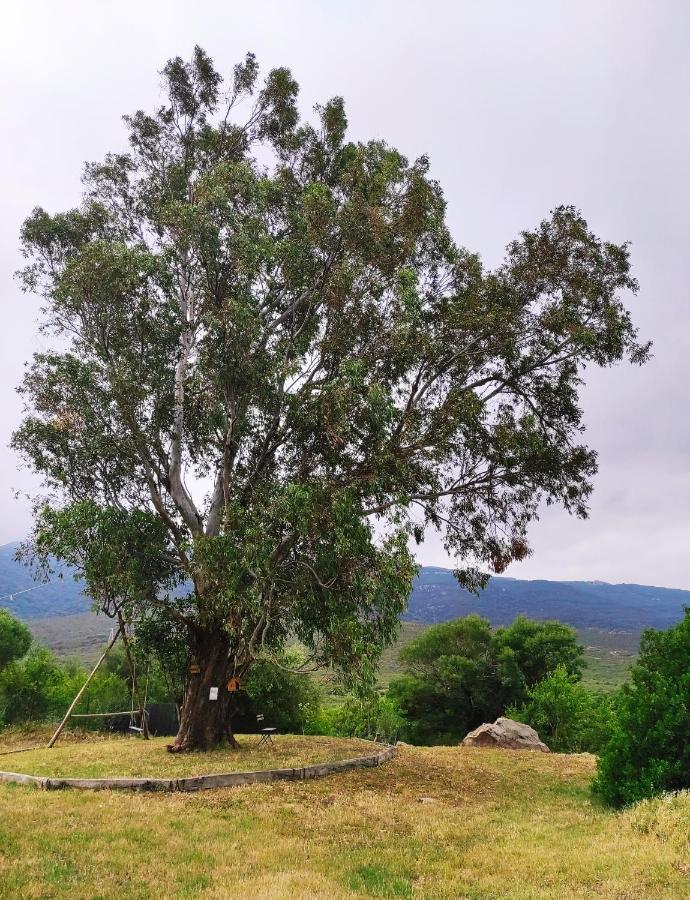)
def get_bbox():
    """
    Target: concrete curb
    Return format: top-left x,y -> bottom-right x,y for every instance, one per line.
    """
0,743 -> 397,792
